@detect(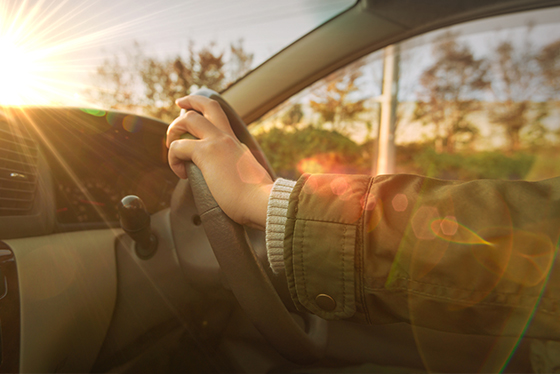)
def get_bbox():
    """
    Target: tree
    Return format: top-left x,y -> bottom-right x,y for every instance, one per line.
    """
86,42 -> 142,113
228,39 -> 254,85
309,61 -> 367,133
137,52 -> 185,120
537,39 -> 560,97
87,39 -> 253,122
281,103 -> 304,127
414,32 -> 489,153
190,42 -> 226,90
488,33 -> 548,152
